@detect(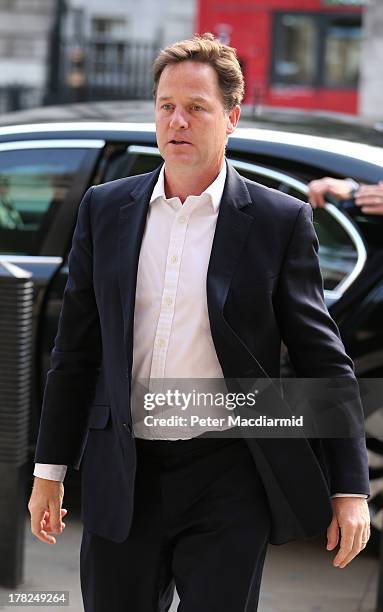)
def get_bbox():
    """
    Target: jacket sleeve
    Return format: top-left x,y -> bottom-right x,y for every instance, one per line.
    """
34,186 -> 102,467
274,202 -> 370,496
